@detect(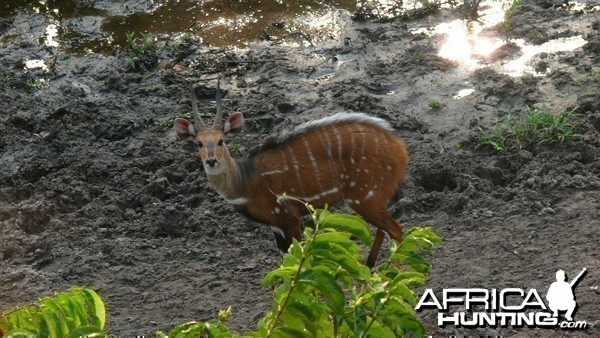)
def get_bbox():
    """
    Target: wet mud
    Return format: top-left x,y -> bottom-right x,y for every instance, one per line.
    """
1,0 -> 599,336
